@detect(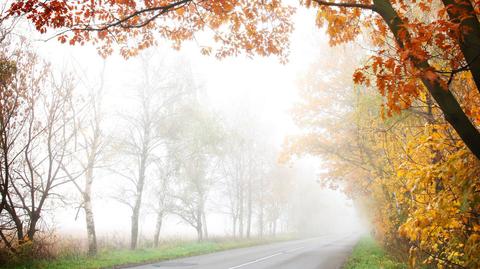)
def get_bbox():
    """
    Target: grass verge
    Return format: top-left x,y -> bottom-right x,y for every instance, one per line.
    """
4,237 -> 292,269
343,237 -> 406,269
